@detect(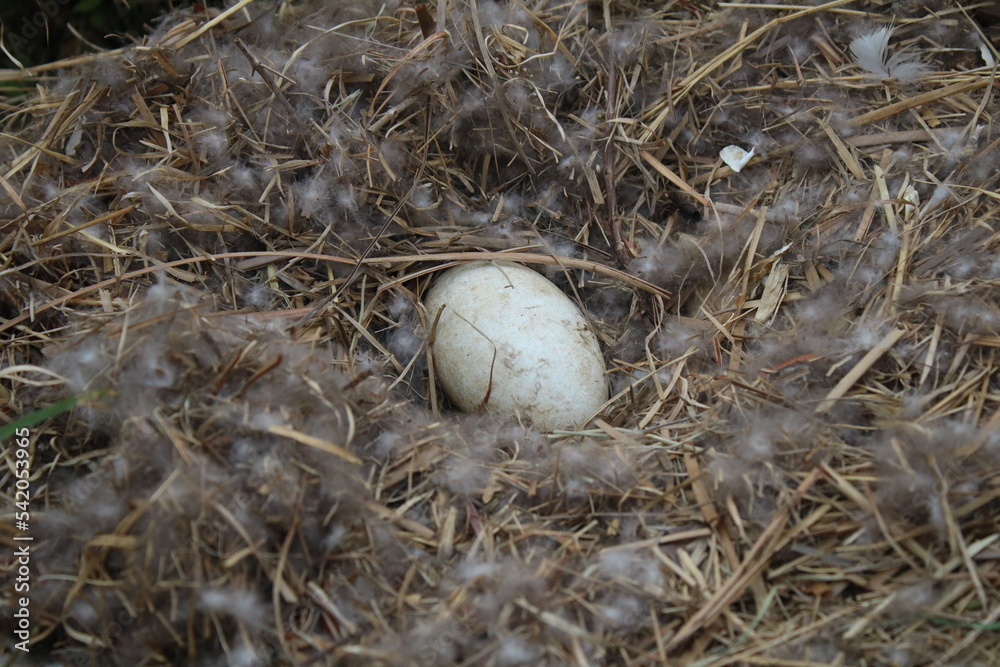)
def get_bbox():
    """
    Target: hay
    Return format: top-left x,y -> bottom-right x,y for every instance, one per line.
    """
1,0 -> 999,664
